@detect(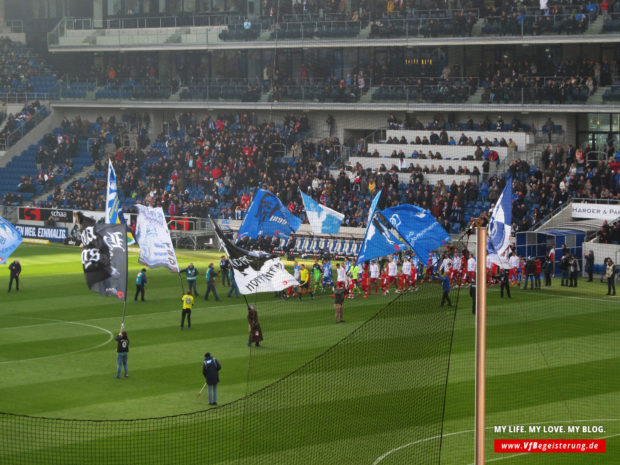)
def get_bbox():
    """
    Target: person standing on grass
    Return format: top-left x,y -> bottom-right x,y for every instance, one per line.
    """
219,256 -> 230,287
202,352 -> 221,406
543,255 -> 553,287
470,279 -> 476,314
298,263 -> 310,300
134,268 -> 147,301
227,268 -> 240,298
534,257 -> 542,289
560,252 -> 570,286
181,290 -> 194,330
8,259 -> 21,292
500,267 -> 511,298
114,331 -> 129,379
524,257 -> 536,290
568,254 -> 580,288
312,260 -> 322,295
606,259 -> 616,296
585,250 -> 594,282
369,259 -> 380,294
247,305 -> 263,347
333,281 -> 346,323
180,263 -> 199,296
439,272 -> 452,307
204,263 -> 220,301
